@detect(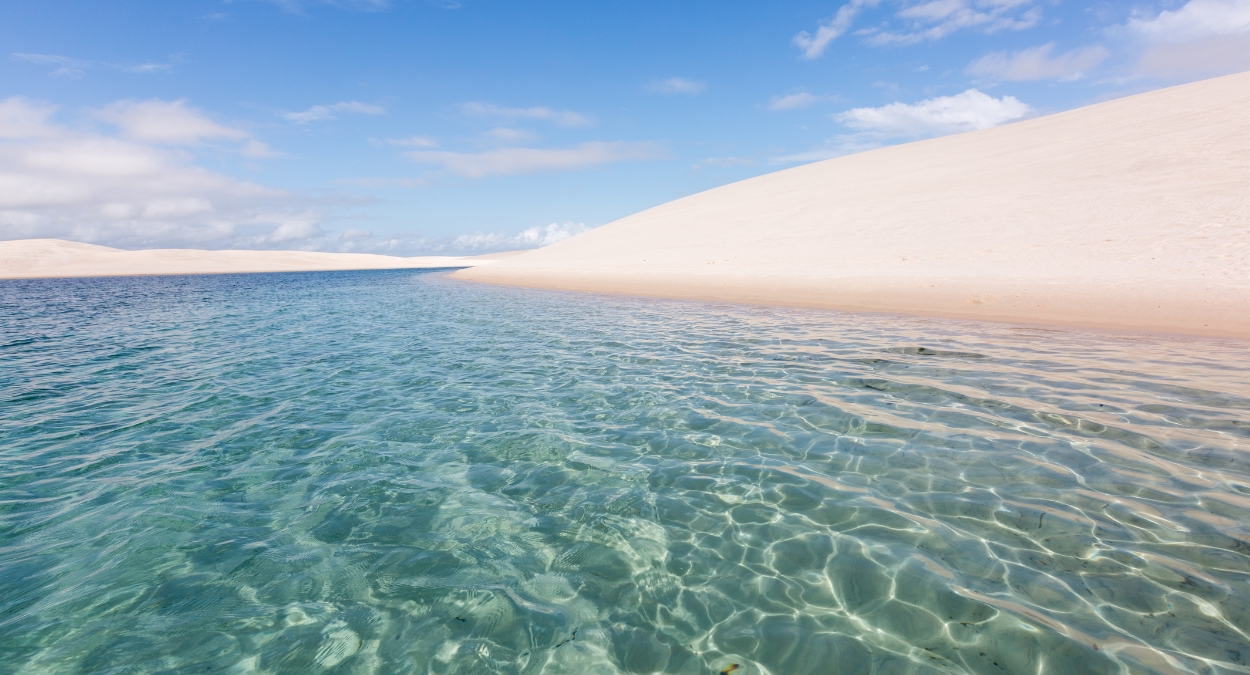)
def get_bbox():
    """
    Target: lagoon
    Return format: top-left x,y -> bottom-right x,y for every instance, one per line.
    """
2,270 -> 1248,674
